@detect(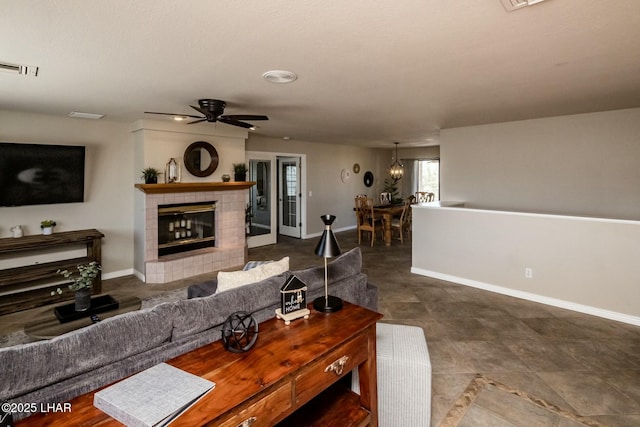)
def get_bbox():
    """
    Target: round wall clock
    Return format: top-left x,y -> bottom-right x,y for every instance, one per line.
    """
353,163 -> 361,173
340,168 -> 351,183
363,171 -> 374,187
